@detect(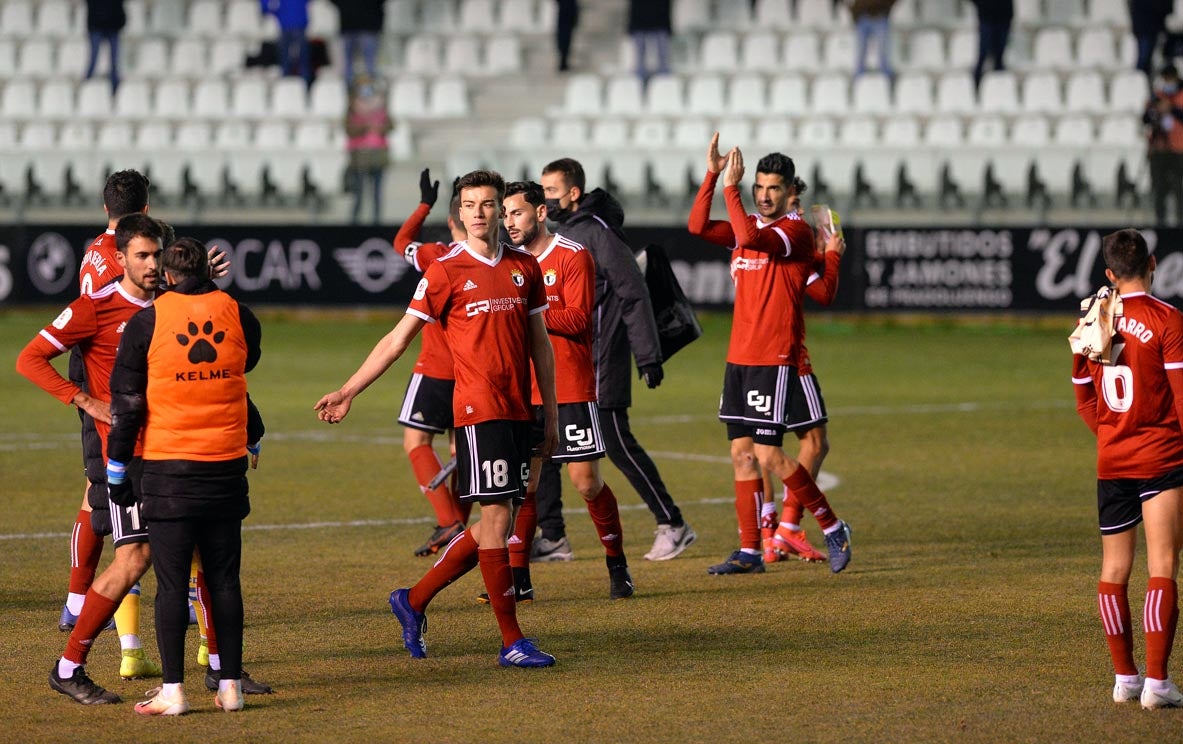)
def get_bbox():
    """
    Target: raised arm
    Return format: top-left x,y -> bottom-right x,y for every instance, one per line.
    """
688,133 -> 739,247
